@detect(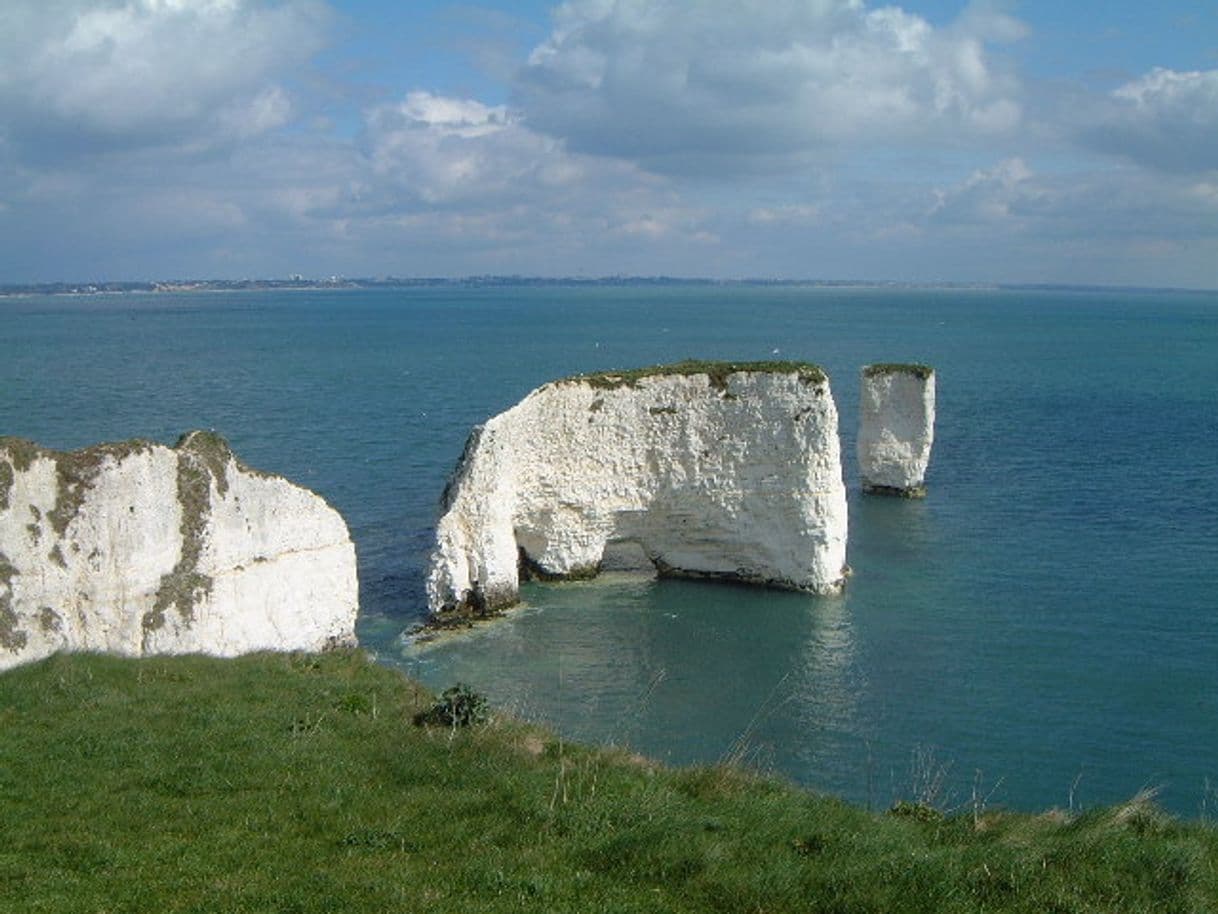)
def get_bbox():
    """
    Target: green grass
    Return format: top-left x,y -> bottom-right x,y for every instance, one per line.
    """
569,359 -> 828,391
862,362 -> 935,380
1,651 -> 1215,913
